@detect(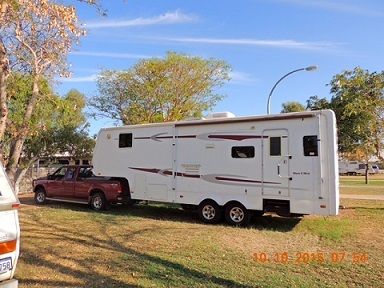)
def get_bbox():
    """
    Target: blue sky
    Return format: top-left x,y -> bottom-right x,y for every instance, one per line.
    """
57,0 -> 384,135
